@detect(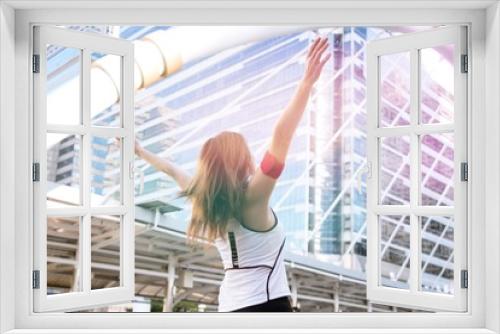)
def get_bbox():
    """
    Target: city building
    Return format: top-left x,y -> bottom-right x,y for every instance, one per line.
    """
45,25 -> 456,310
